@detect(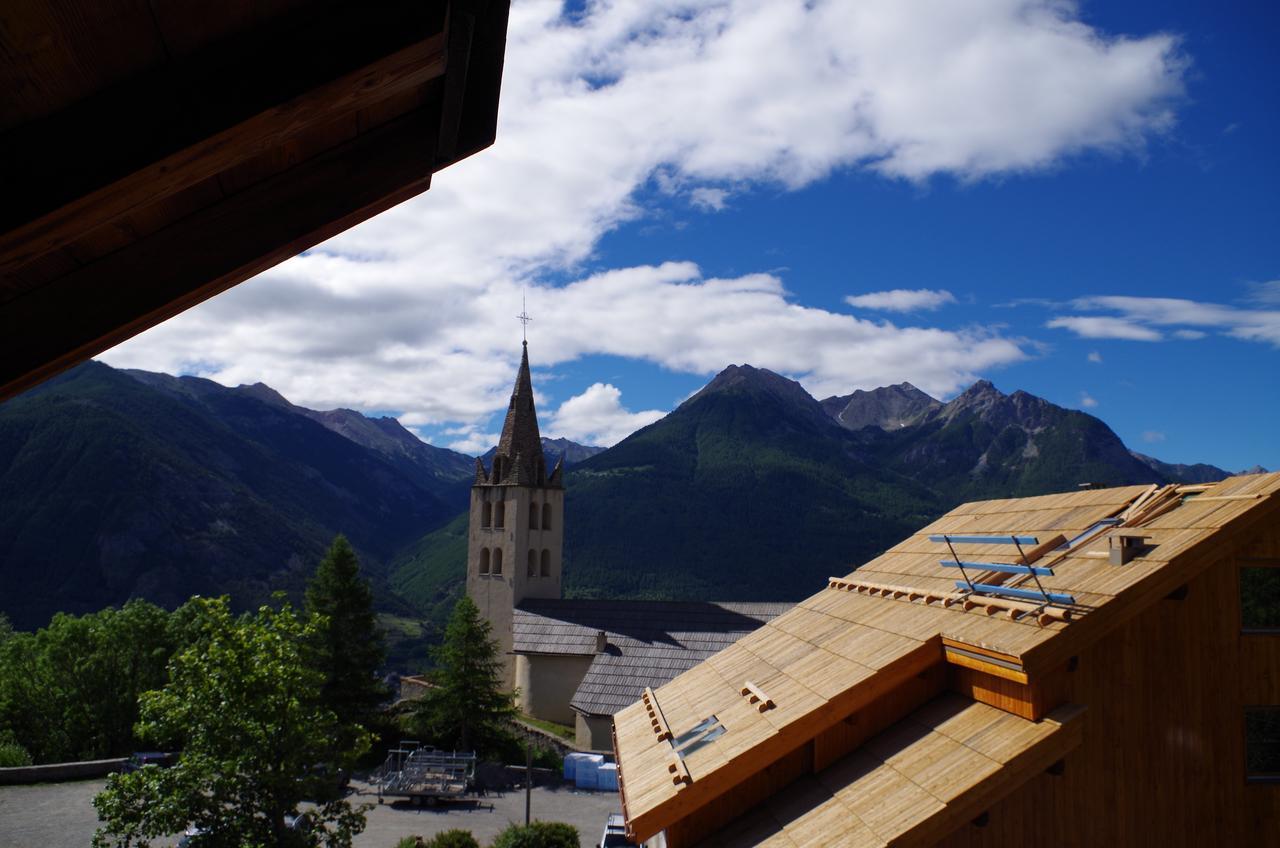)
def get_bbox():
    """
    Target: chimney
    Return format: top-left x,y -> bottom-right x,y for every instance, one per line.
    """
595,630 -> 608,653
